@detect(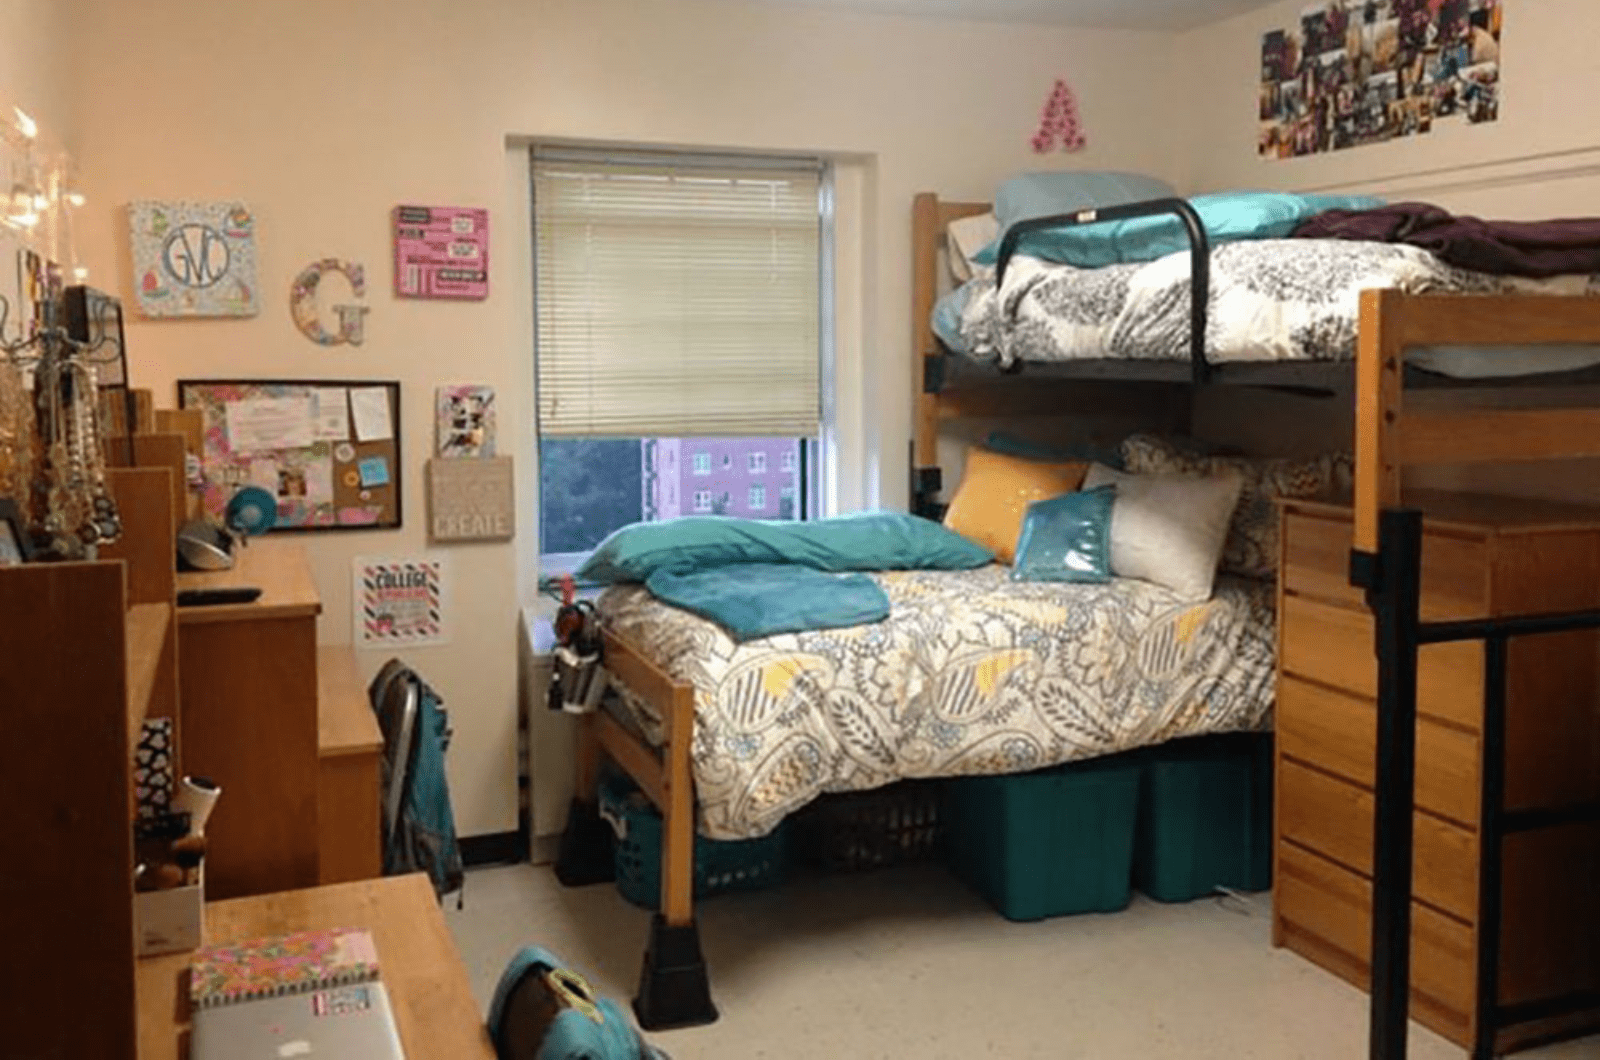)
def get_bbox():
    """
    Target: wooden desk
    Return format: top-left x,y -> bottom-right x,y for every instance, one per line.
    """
177,540 -> 323,899
318,644 -> 385,883
137,874 -> 495,1060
